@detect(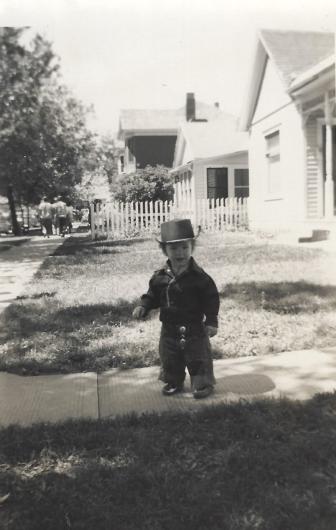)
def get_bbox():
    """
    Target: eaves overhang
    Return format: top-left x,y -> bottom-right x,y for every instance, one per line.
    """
193,150 -> 248,165
169,162 -> 193,174
289,54 -> 334,96
118,128 -> 178,141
